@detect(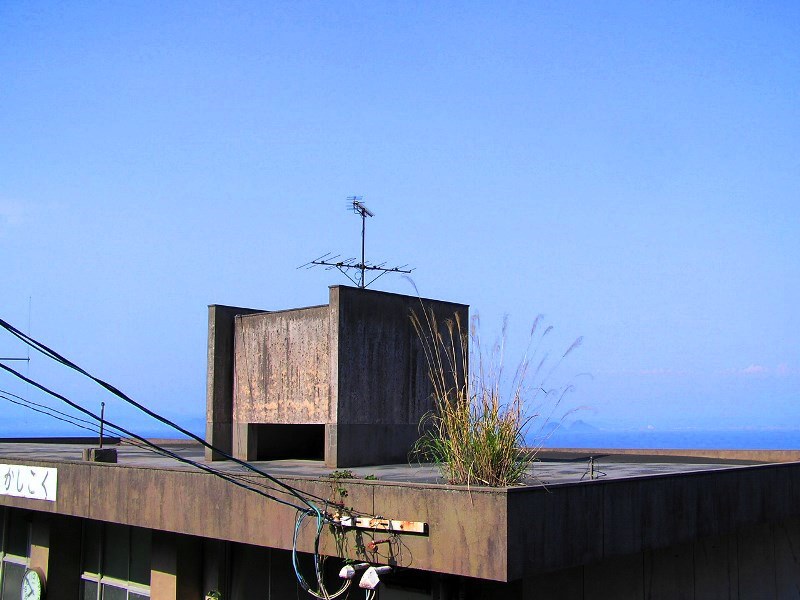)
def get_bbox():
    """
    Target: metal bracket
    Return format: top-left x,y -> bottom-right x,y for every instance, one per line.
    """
330,514 -> 428,535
